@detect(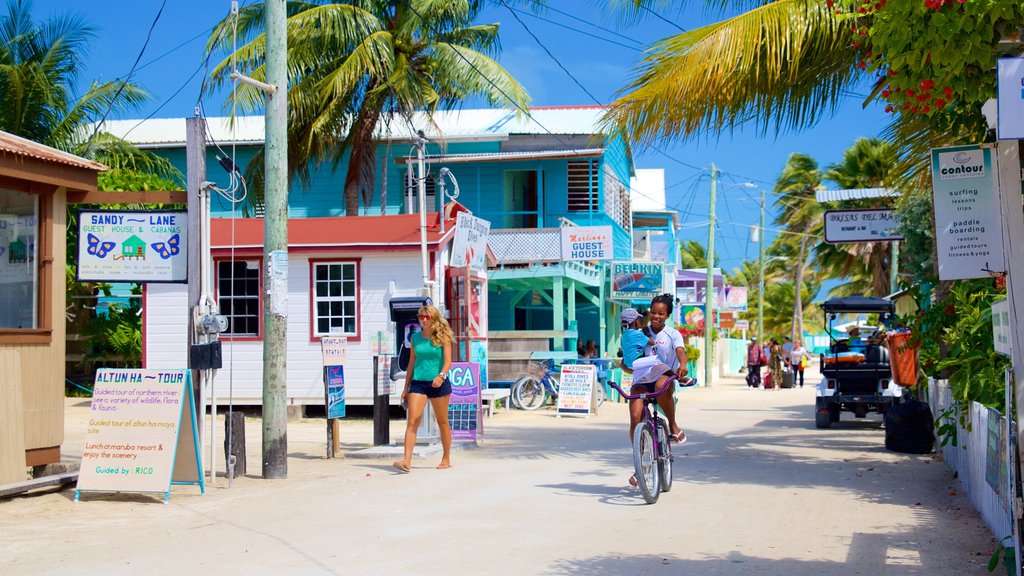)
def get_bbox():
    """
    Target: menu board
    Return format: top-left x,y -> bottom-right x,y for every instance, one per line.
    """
75,369 -> 203,501
447,362 -> 480,442
556,364 -> 595,417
